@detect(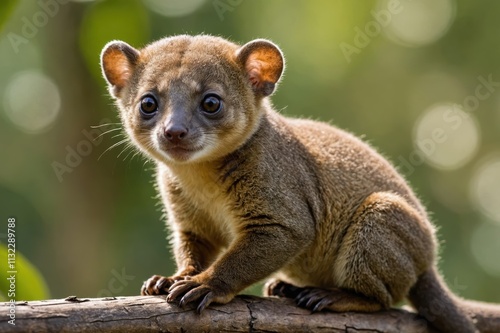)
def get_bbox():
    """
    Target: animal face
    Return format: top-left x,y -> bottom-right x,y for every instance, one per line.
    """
101,35 -> 284,164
